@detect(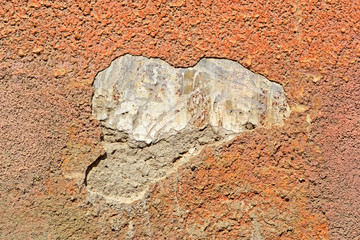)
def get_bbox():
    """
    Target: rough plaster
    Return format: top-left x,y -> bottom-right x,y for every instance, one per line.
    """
86,55 -> 290,203
1,0 -> 359,239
